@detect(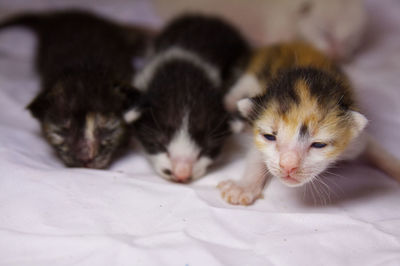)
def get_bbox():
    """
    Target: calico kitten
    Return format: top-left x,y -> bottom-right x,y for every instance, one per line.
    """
0,10 -> 149,168
219,42 -> 400,205
126,14 -> 249,182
